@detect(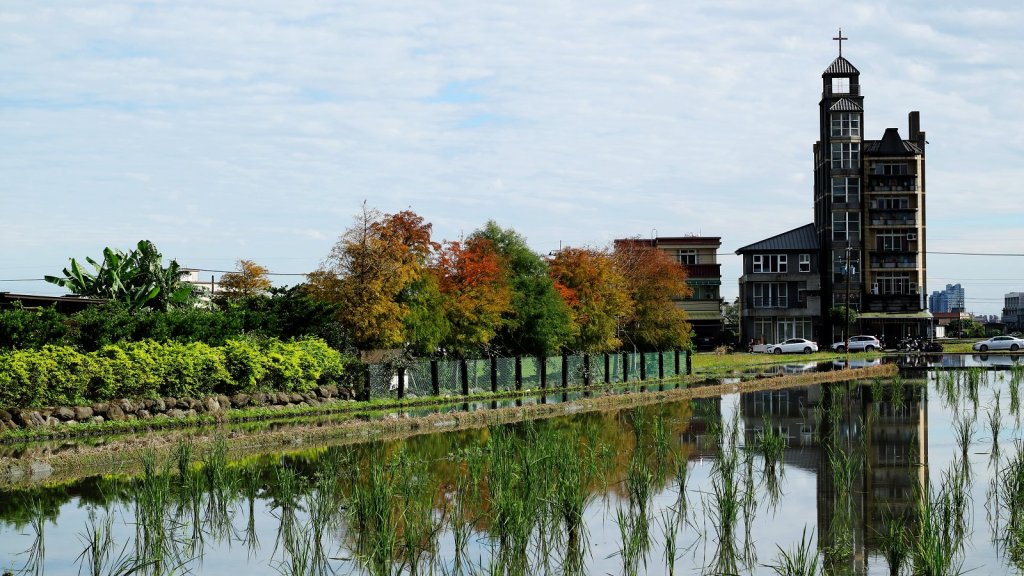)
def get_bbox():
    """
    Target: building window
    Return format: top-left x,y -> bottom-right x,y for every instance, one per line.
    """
875,272 -> 912,295
832,249 -> 860,278
831,143 -> 860,169
874,196 -> 910,210
753,283 -> 788,308
676,249 -> 698,265
831,176 -> 860,204
831,77 -> 850,94
832,212 -> 861,241
799,254 -> 811,272
753,254 -> 787,273
753,319 -> 773,343
871,162 -> 908,175
877,232 -> 908,252
777,319 -> 813,341
830,113 -> 861,137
